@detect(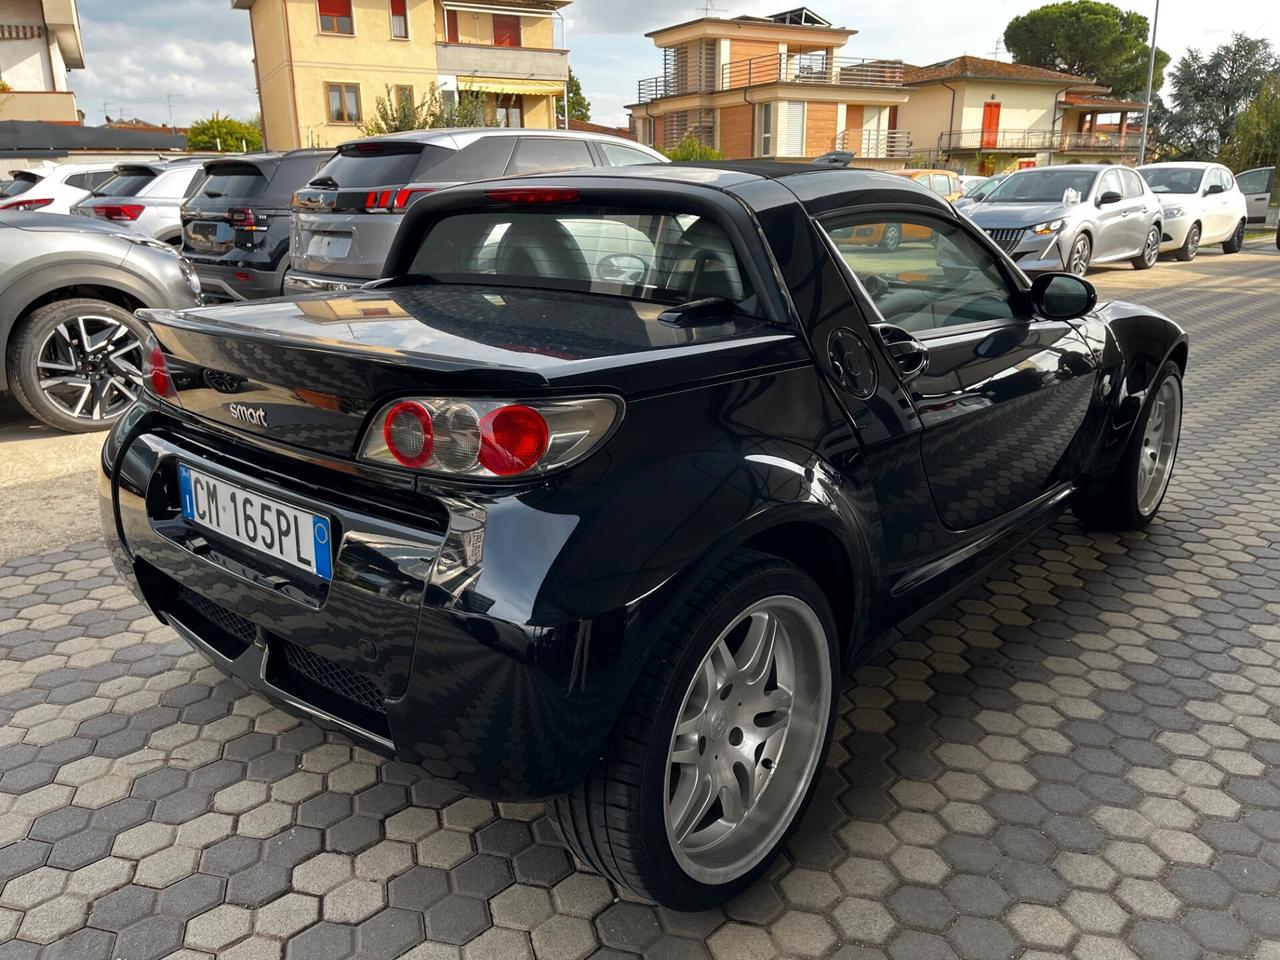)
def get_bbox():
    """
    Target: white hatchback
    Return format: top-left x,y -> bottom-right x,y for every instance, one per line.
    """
1137,162 -> 1249,261
0,162 -> 119,215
